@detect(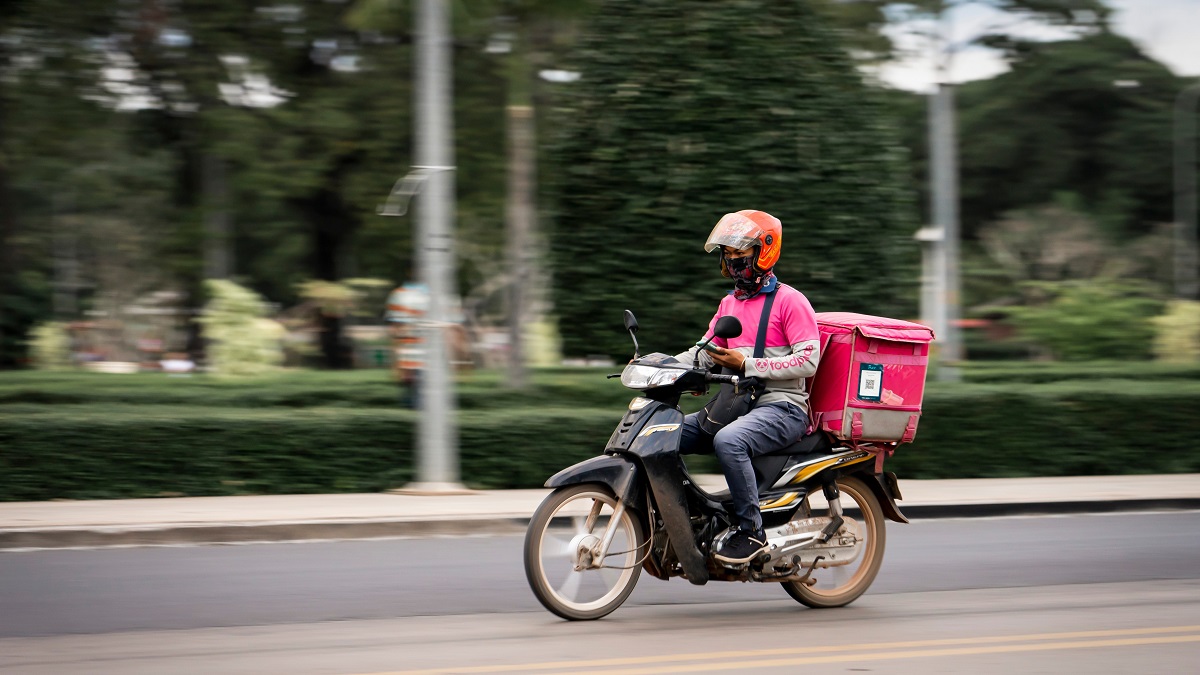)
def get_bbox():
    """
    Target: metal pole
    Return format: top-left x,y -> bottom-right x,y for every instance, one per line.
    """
915,226 -> 945,341
929,85 -> 962,379
1174,82 -> 1200,300
406,0 -> 463,492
